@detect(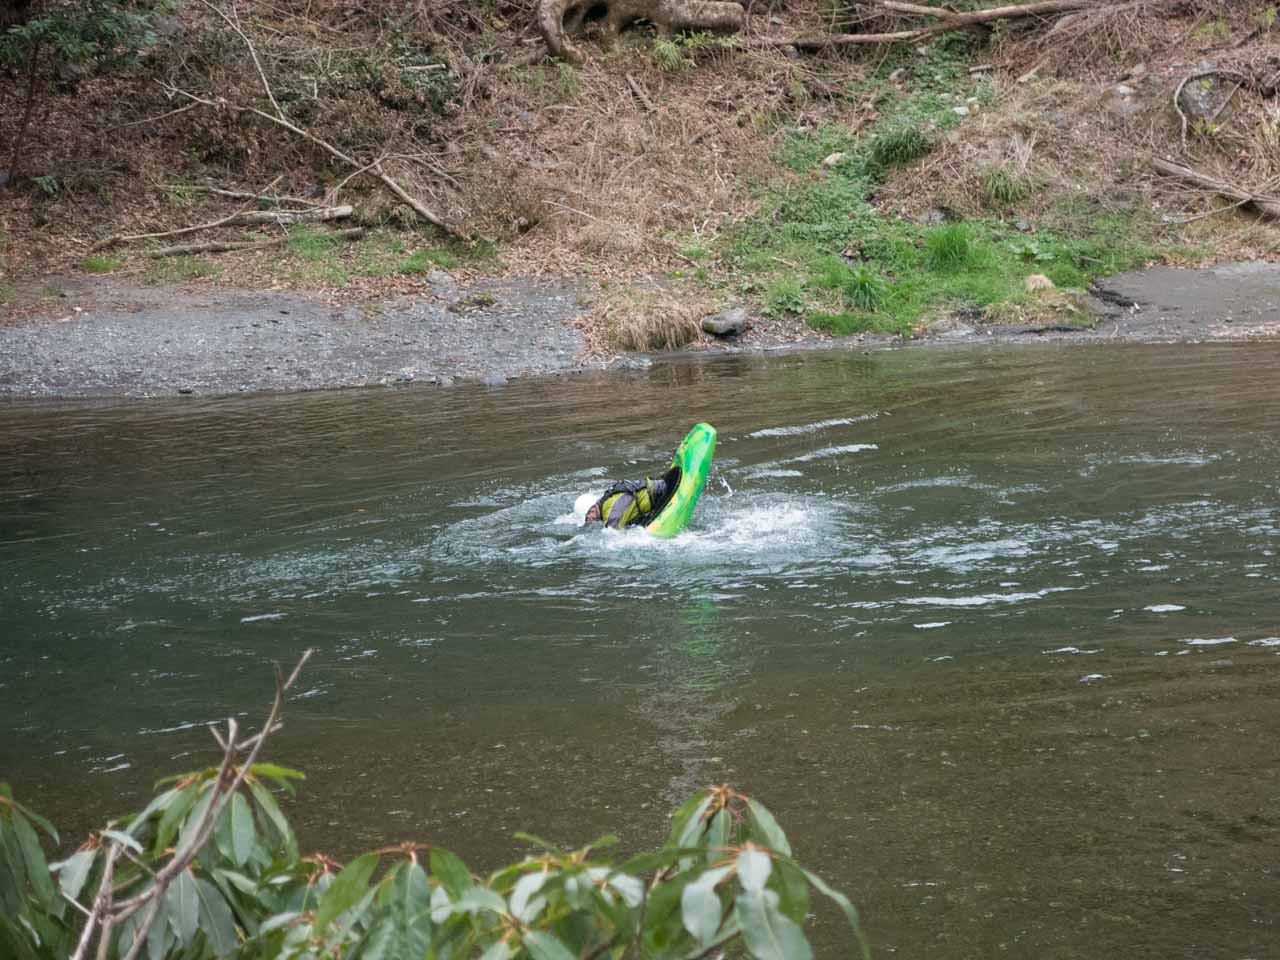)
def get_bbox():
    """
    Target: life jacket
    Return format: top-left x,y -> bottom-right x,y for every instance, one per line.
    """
593,466 -> 680,529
